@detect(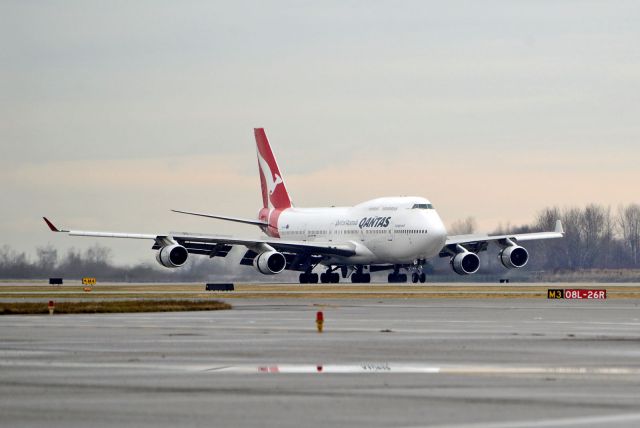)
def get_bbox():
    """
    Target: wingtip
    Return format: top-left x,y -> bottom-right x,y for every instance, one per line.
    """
43,217 -> 60,232
555,220 -> 564,234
